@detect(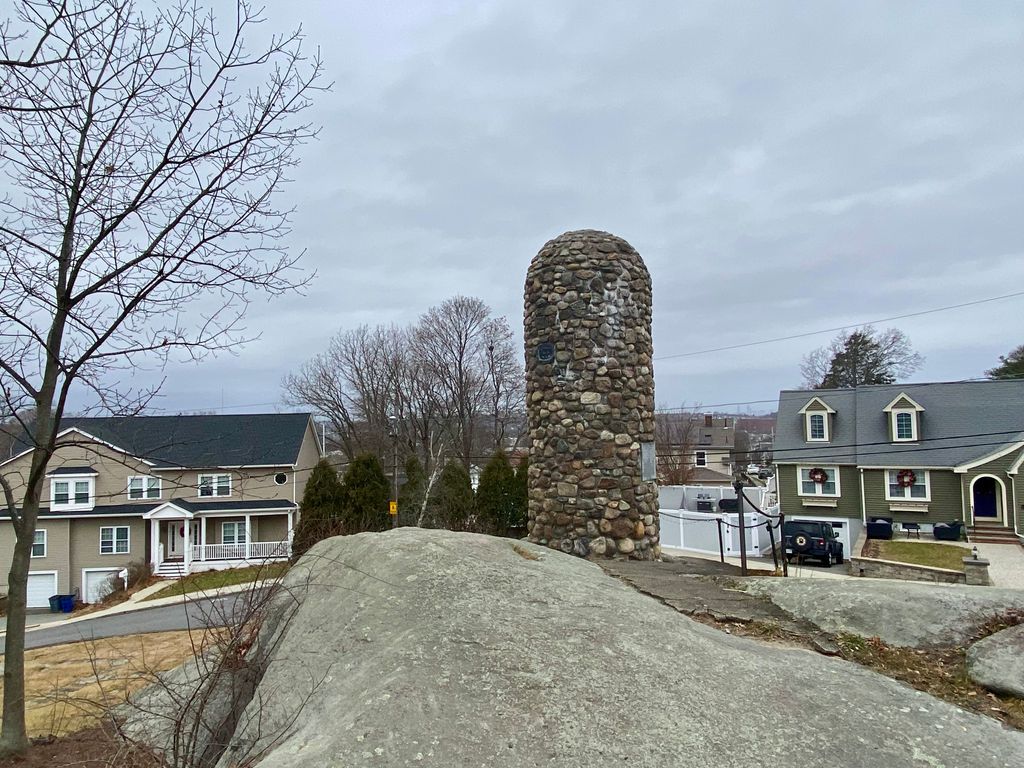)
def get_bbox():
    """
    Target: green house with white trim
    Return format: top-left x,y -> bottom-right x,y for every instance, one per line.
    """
774,380 -> 1024,546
